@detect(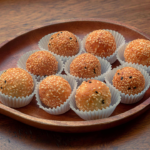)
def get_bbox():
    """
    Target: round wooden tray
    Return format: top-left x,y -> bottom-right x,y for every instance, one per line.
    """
0,18 -> 150,133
